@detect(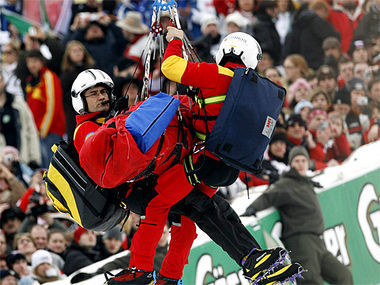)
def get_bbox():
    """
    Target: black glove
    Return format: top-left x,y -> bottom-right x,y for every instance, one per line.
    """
113,96 -> 129,113
241,206 -> 257,217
